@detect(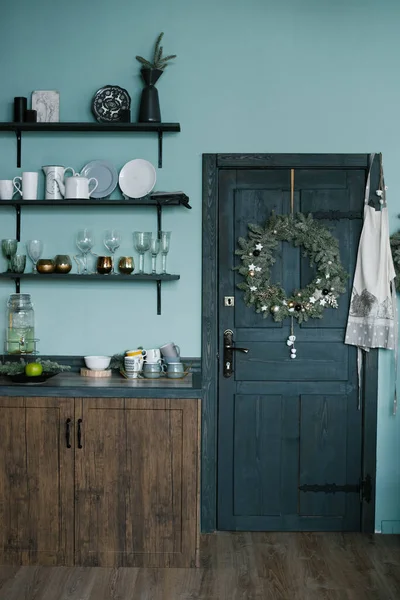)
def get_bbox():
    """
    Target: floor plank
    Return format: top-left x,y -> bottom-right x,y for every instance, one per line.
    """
0,533 -> 398,600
